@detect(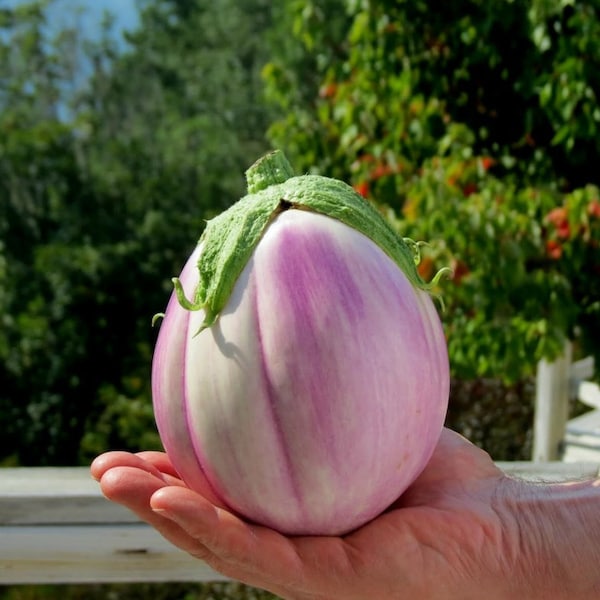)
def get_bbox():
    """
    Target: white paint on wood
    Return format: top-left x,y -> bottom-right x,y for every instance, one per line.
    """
533,343 -> 572,461
564,409 -> 600,463
0,524 -> 227,584
1,467 -> 135,525
578,381 -> 600,409
497,460 -> 599,481
0,464 -> 598,584
531,347 -> 600,462
570,355 -> 595,382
